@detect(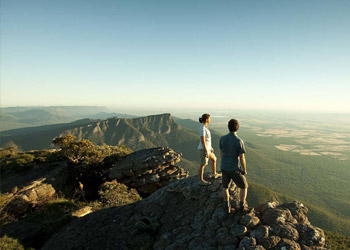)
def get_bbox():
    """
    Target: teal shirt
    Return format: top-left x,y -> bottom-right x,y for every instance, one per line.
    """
220,132 -> 246,171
